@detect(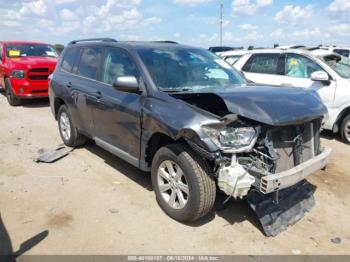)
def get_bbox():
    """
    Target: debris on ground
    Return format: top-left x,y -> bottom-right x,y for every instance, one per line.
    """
331,237 -> 342,244
246,180 -> 316,237
109,208 -> 119,214
34,145 -> 73,163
